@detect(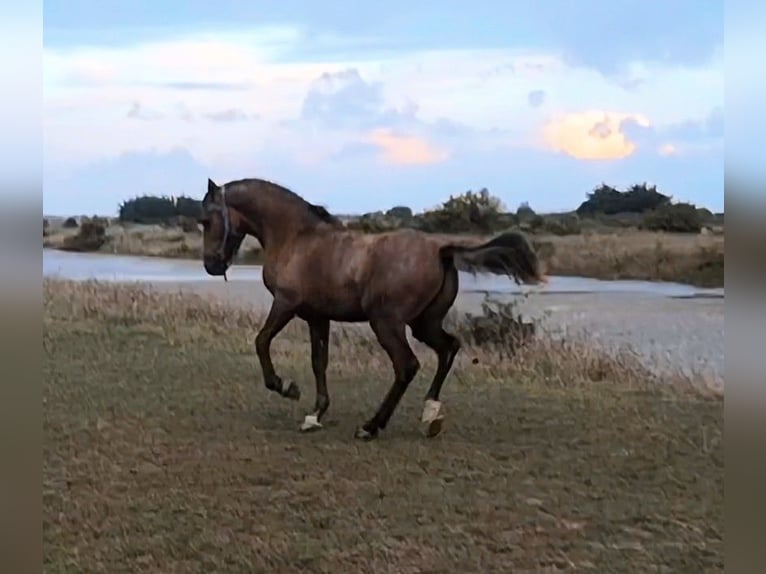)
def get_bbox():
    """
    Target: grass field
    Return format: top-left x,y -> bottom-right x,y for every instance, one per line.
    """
43,279 -> 723,572
44,222 -> 725,288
